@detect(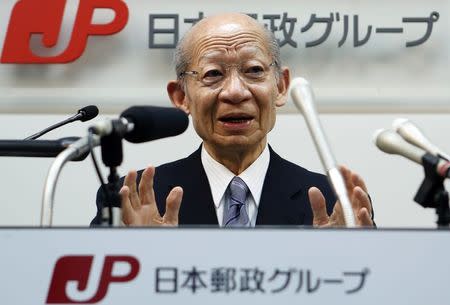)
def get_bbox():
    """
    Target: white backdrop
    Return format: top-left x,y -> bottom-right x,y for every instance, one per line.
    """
0,0 -> 448,113
0,0 -> 448,227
